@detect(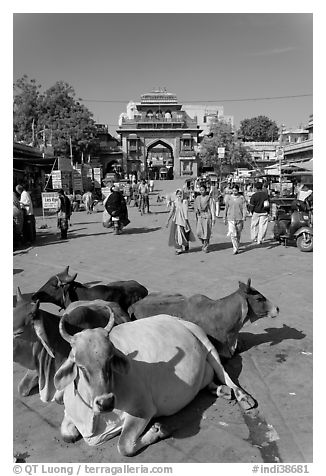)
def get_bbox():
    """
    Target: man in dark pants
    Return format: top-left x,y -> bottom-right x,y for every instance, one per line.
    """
57,189 -> 71,240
